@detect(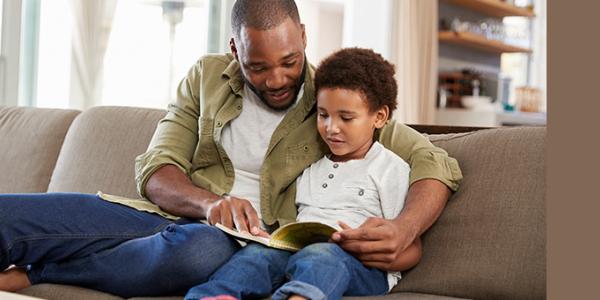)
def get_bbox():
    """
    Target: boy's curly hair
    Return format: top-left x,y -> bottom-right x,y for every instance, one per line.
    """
314,48 -> 397,119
